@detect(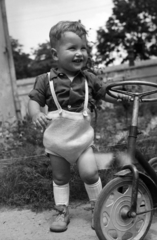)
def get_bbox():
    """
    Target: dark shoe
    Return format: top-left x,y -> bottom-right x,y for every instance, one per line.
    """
50,205 -> 70,232
90,201 -> 95,230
